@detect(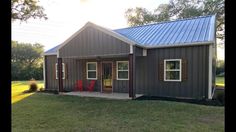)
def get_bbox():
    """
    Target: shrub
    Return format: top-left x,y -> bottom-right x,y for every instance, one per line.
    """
28,78 -> 38,92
